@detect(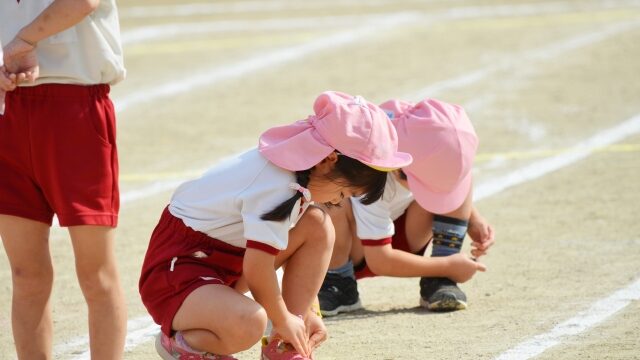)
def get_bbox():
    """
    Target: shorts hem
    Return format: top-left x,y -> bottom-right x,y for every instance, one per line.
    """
160,280 -> 225,336
58,214 -> 118,227
0,206 -> 53,226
